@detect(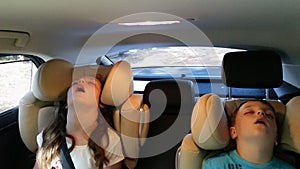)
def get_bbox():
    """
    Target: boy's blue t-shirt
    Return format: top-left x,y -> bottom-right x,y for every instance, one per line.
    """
202,150 -> 295,169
